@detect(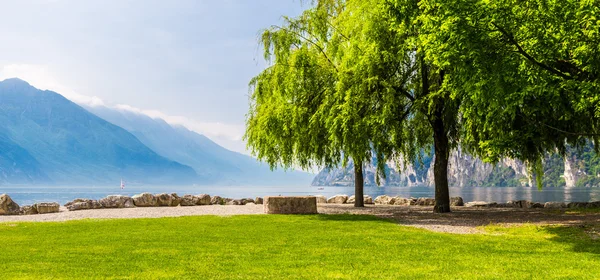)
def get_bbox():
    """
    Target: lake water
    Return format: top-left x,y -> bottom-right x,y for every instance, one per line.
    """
2,185 -> 600,205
